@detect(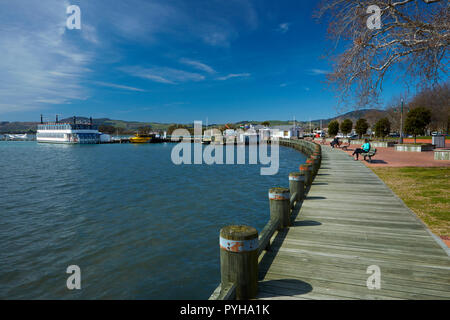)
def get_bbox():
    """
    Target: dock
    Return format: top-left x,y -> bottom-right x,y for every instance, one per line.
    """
256,145 -> 450,300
